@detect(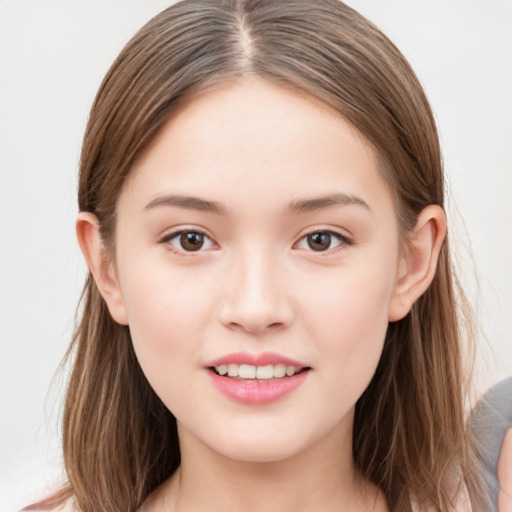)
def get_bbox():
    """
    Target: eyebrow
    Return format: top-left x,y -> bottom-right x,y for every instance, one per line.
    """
145,194 -> 228,215
144,192 -> 370,215
288,193 -> 370,214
